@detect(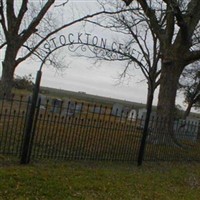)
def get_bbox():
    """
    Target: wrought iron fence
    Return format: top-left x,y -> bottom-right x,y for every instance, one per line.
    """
0,94 -> 200,163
